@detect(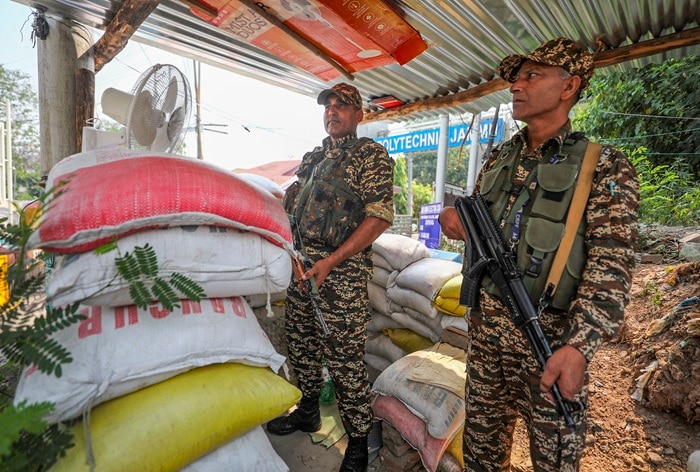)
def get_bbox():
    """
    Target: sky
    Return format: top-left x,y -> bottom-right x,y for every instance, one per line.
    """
0,1 -> 328,171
